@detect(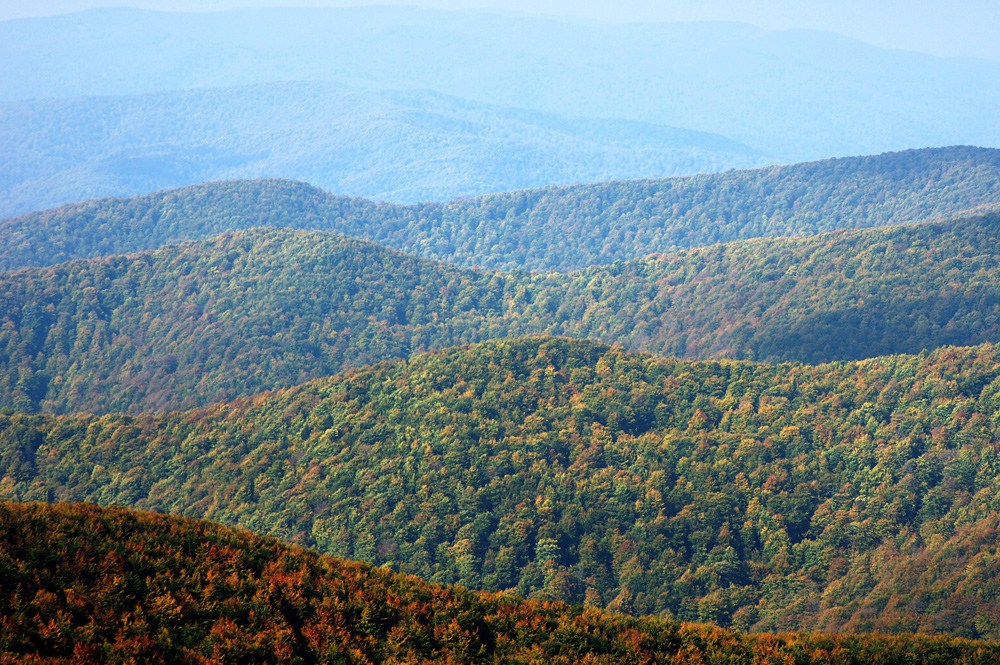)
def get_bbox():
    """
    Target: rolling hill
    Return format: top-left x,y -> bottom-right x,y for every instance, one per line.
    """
3,502 -> 995,664
7,5 -> 1000,657
4,146 -> 1000,273
0,81 -> 767,218
5,337 -> 1000,638
5,213 -> 1000,415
